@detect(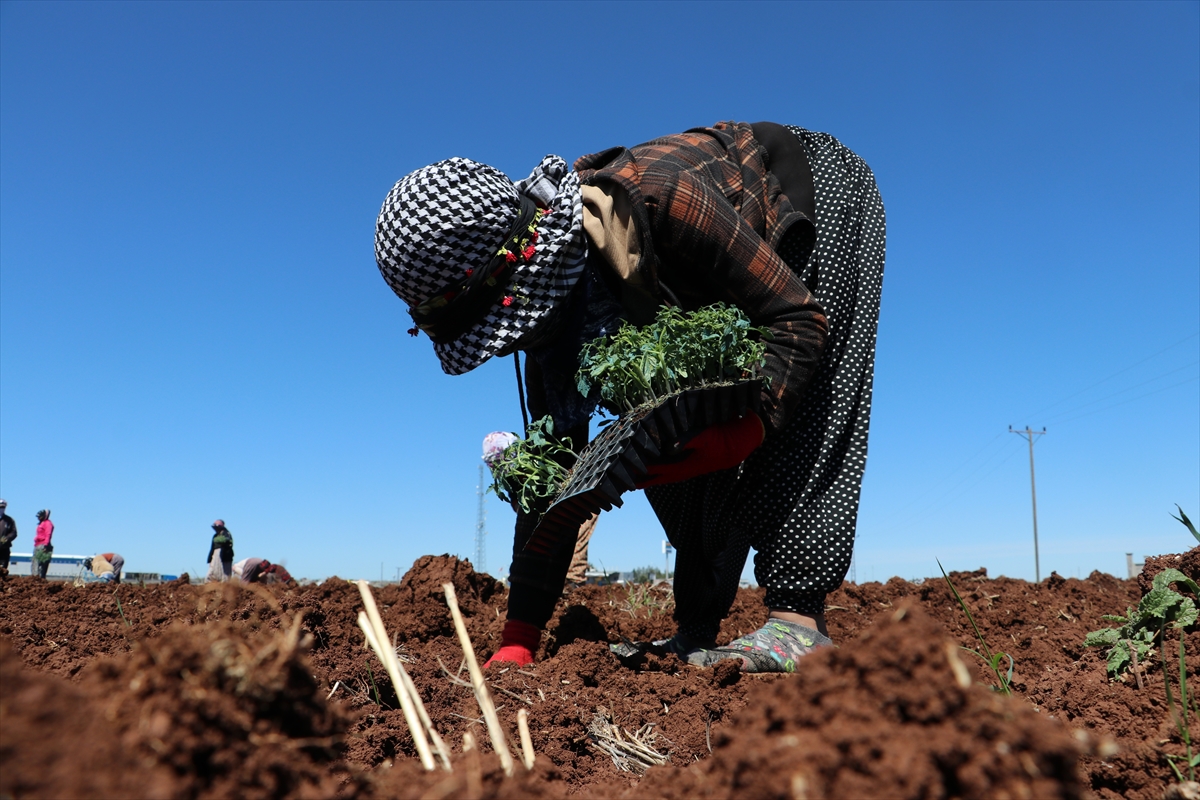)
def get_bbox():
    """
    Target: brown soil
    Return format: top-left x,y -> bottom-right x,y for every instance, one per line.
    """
0,550 -> 1196,799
